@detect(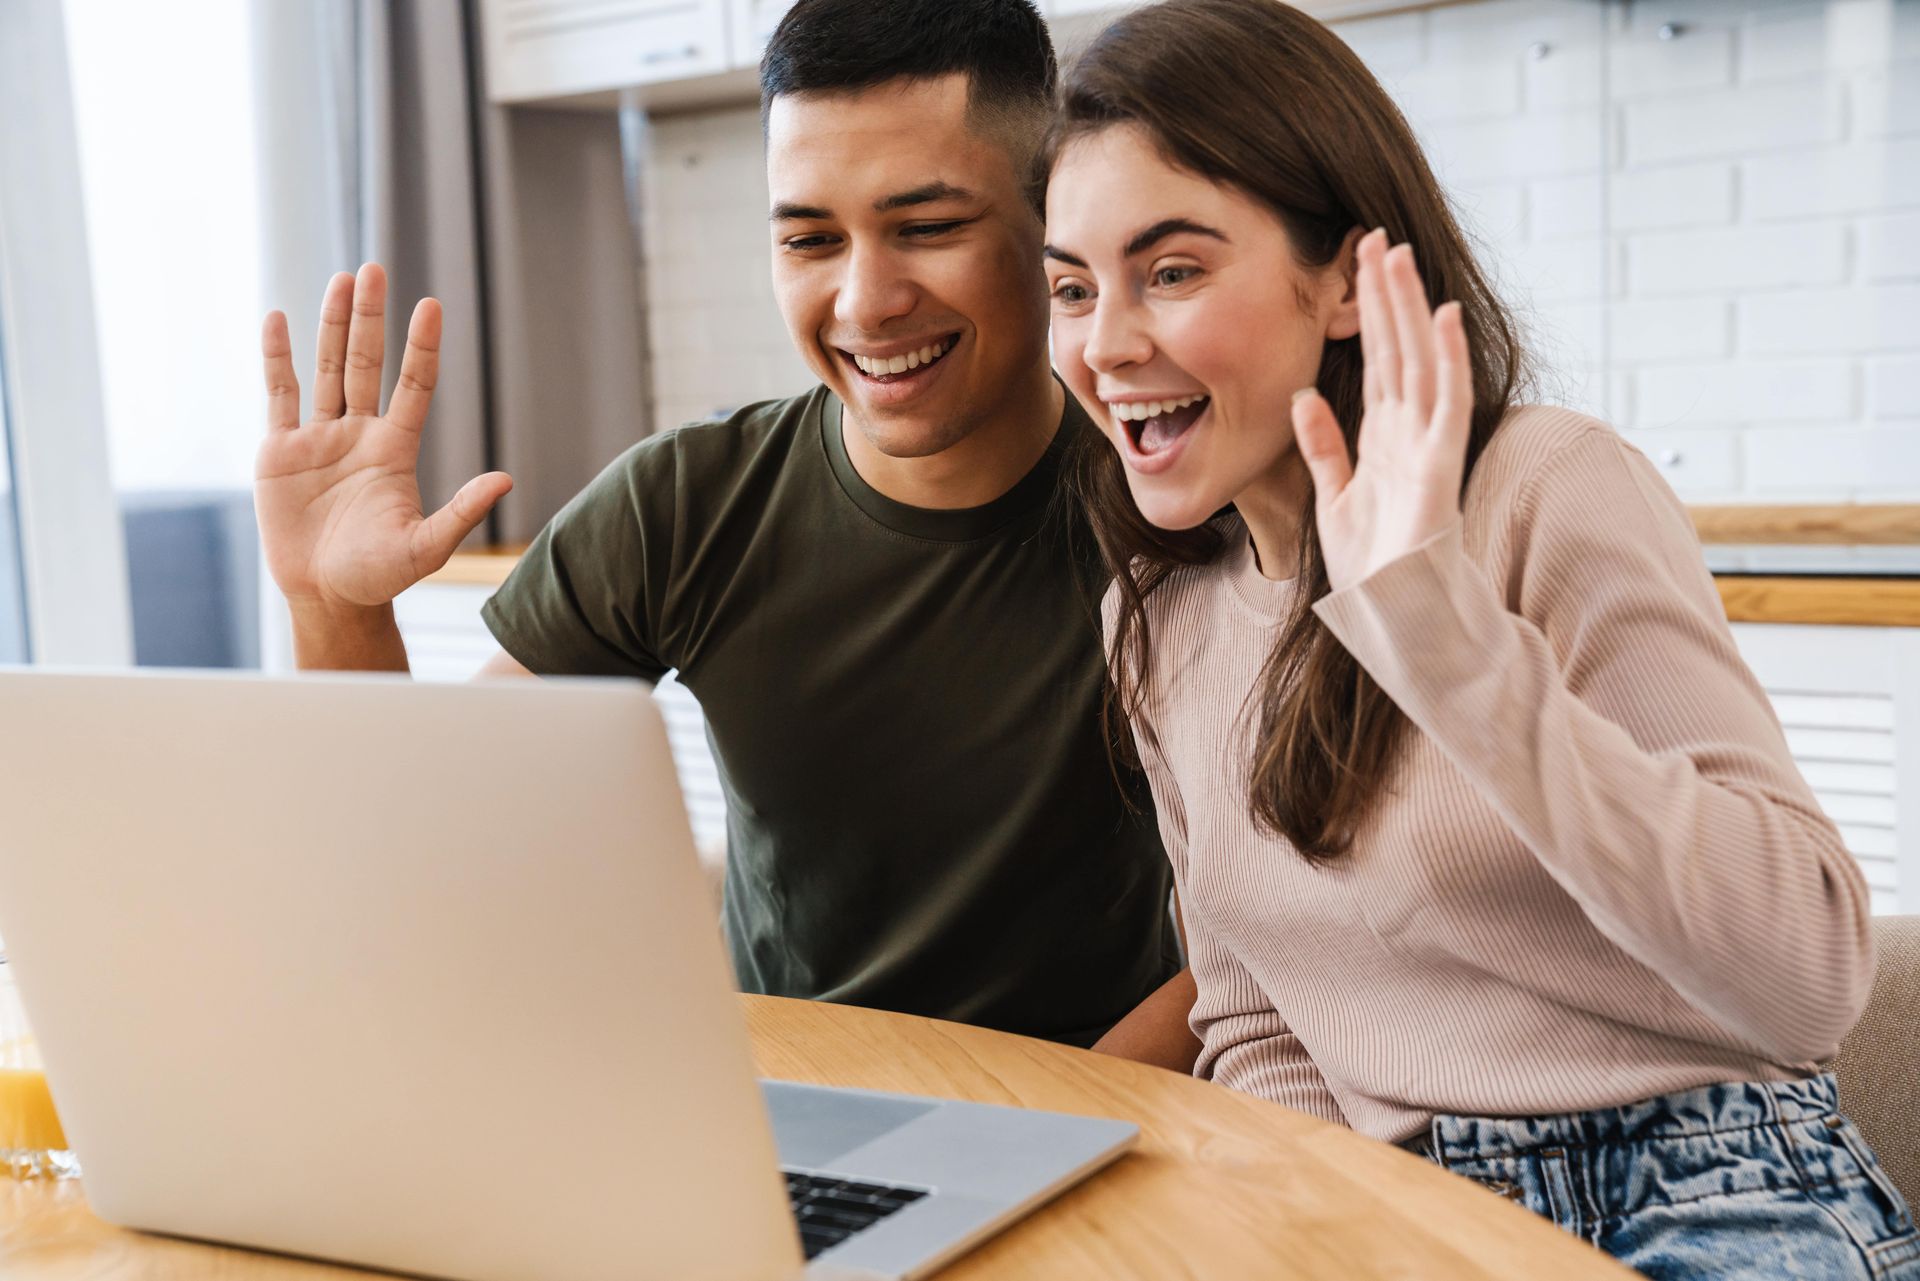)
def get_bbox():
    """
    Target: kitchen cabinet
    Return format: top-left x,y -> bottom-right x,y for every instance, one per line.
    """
1730,624 -> 1920,916
482,0 -> 1418,108
729,0 -> 797,70
479,0 -> 730,104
